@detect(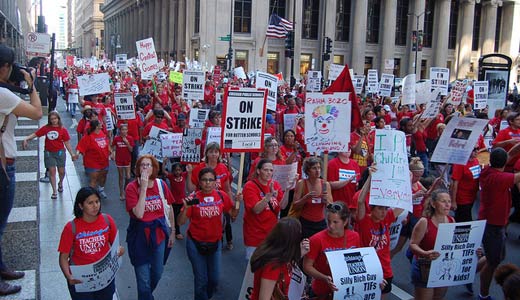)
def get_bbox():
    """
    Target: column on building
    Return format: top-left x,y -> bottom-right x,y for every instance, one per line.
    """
177,0 -> 186,60
455,0 -> 475,79
499,1 -> 520,87
432,0 -> 451,68
168,0 -> 177,58
138,2 -> 145,40
125,9 -> 131,54
406,0 -> 426,78
147,0 -> 154,39
184,0 -> 193,59
323,0 -> 337,78
161,0 -> 169,60
154,0 -> 162,57
133,5 -> 138,55
351,0 -> 368,74
288,0 -> 303,81
379,0 -> 397,75
479,1 -> 497,55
